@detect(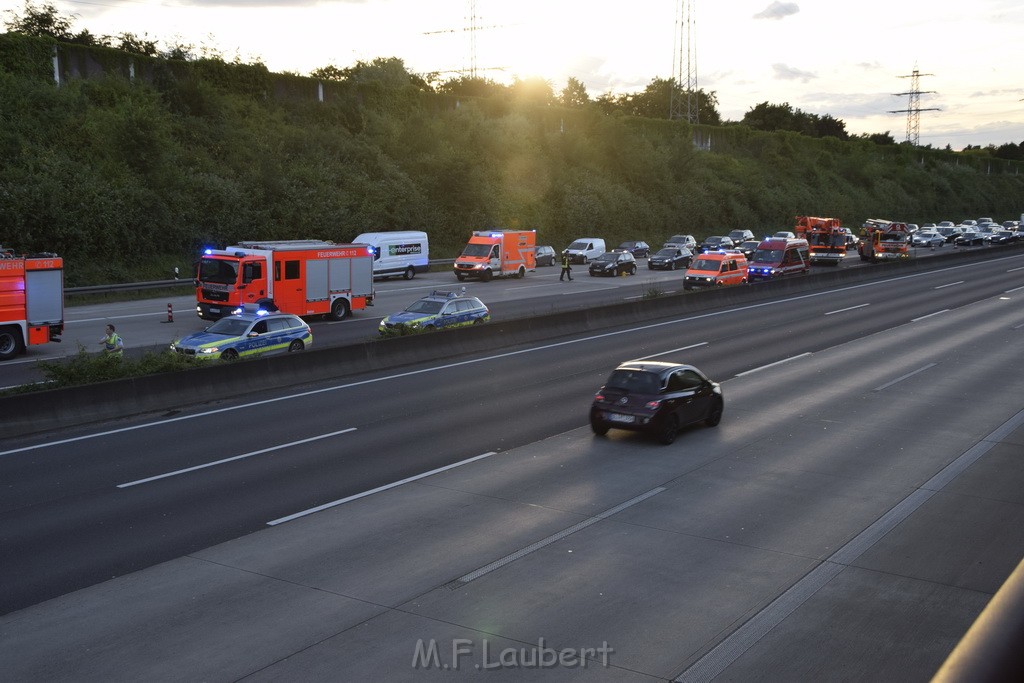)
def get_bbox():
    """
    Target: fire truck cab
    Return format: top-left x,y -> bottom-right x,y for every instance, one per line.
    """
454,230 -> 536,281
0,247 -> 64,361
795,216 -> 846,265
195,240 -> 374,321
